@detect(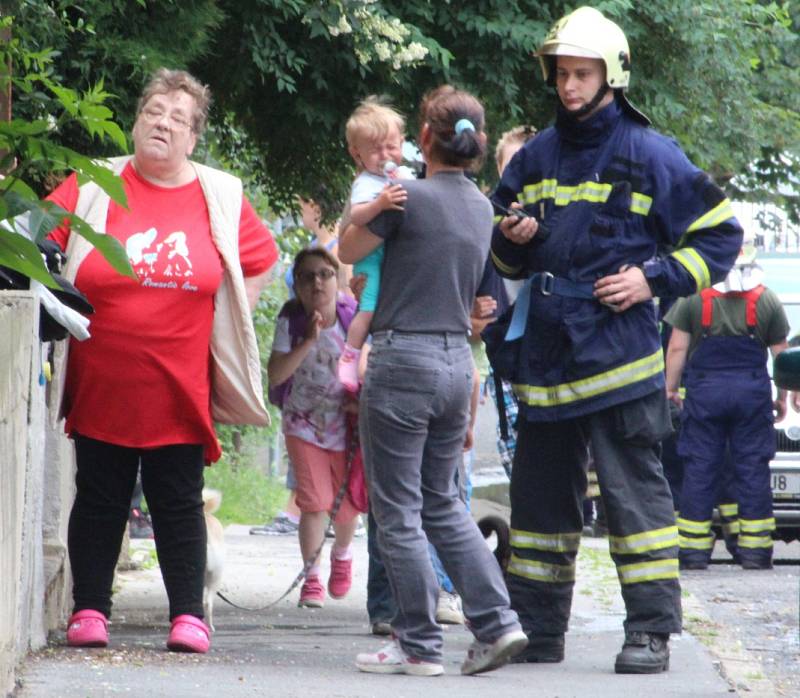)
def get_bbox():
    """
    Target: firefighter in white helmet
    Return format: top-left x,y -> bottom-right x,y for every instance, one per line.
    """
486,6 -> 743,673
